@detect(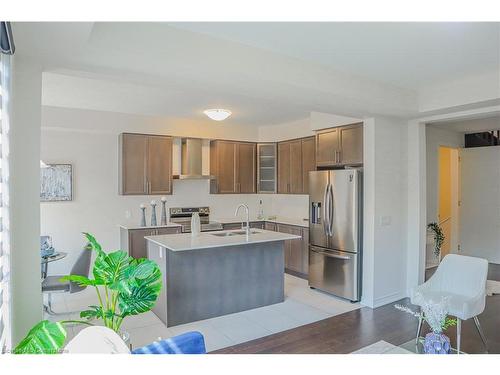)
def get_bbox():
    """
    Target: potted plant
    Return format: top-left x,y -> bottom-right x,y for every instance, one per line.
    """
395,297 -> 456,354
13,233 -> 162,354
427,222 -> 445,258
